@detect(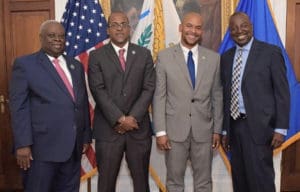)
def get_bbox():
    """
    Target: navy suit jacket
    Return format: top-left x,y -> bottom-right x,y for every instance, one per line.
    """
221,39 -> 290,144
9,50 -> 92,162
